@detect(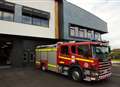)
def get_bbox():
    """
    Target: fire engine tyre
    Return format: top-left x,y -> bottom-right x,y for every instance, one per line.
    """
70,68 -> 83,81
